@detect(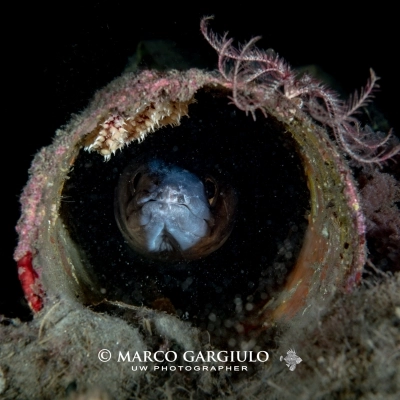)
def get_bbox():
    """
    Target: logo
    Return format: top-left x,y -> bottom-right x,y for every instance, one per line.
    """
96,349 -> 271,372
280,349 -> 302,371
